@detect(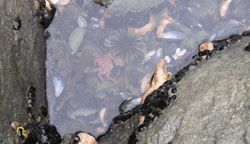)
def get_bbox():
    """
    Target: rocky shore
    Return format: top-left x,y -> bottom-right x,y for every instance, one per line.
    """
0,0 -> 249,143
